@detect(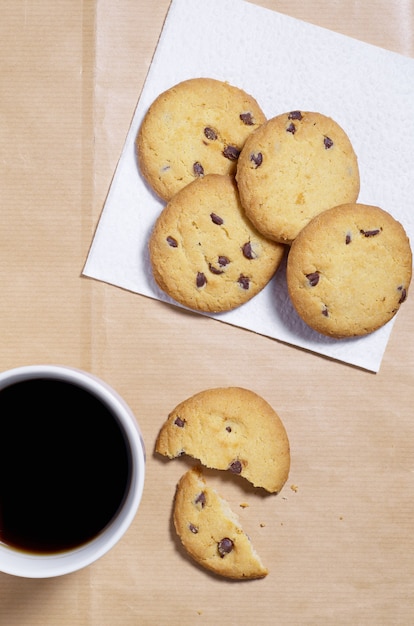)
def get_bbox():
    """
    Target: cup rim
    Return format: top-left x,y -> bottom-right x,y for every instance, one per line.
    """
0,364 -> 146,578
